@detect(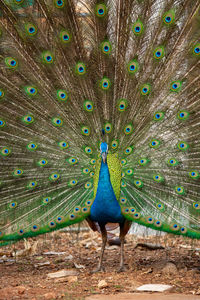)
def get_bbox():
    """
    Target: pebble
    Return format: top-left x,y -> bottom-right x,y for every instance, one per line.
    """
98,280 -> 108,289
17,286 -> 26,295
